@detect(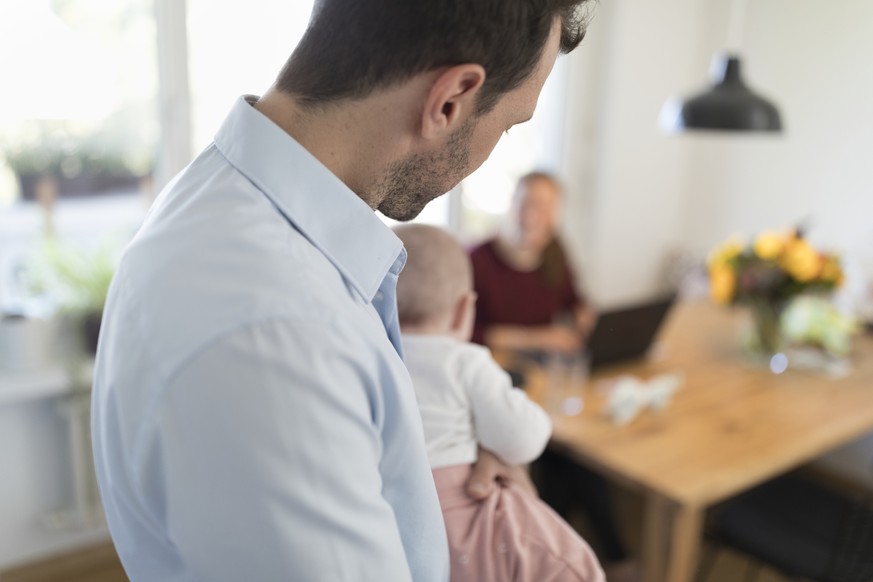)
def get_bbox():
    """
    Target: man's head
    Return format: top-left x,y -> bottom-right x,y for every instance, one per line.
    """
273,0 -> 593,220
278,0 -> 591,114
394,224 -> 475,340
